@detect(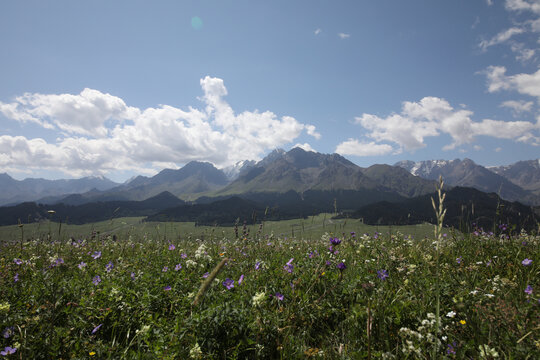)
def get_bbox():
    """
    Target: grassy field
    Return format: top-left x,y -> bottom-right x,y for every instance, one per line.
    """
0,213 -> 538,359
0,214 -> 437,246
